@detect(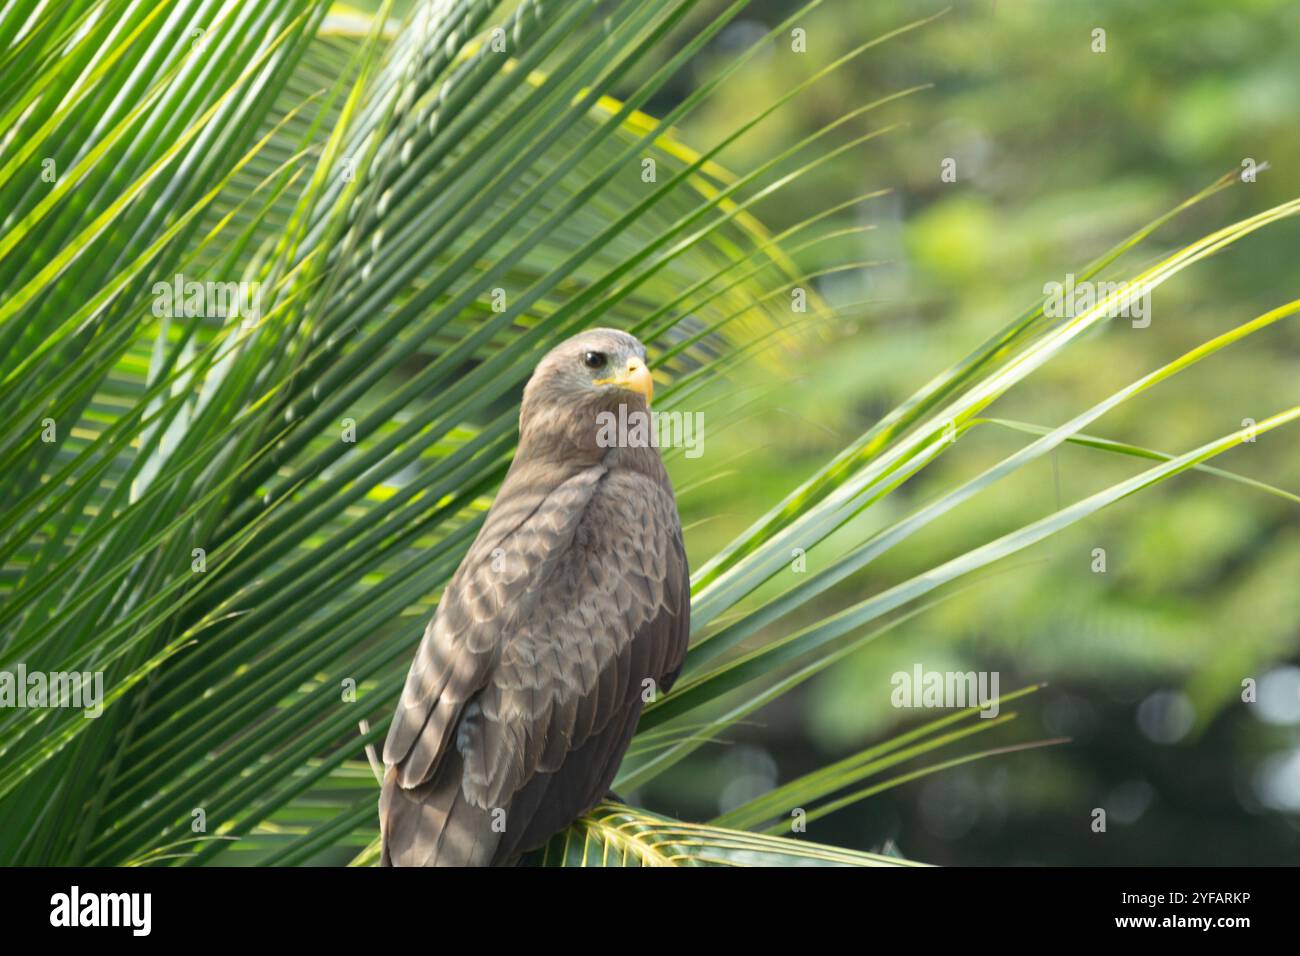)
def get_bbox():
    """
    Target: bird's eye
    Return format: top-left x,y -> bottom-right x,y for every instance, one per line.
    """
582,351 -> 608,370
